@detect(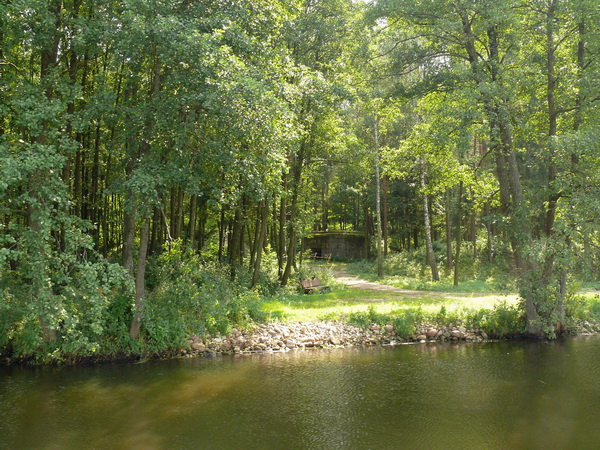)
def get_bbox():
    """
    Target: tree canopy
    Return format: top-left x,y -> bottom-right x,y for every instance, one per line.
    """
1,0 -> 600,361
